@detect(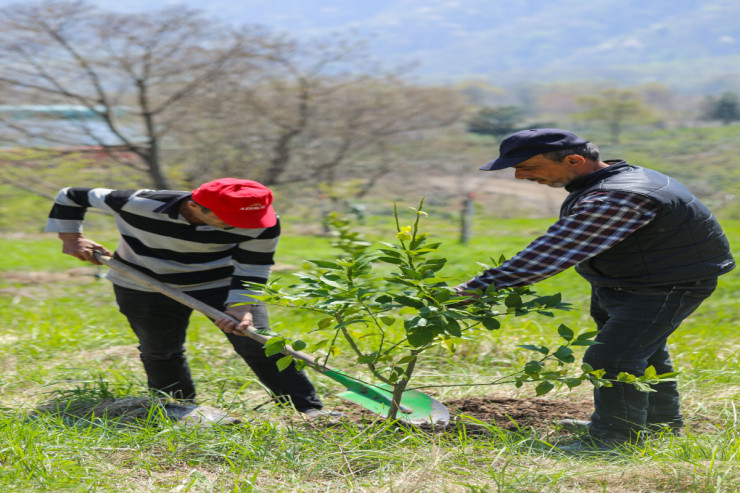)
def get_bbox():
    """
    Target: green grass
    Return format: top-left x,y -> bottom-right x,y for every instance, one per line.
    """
1,206 -> 738,491
2,124 -> 739,491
